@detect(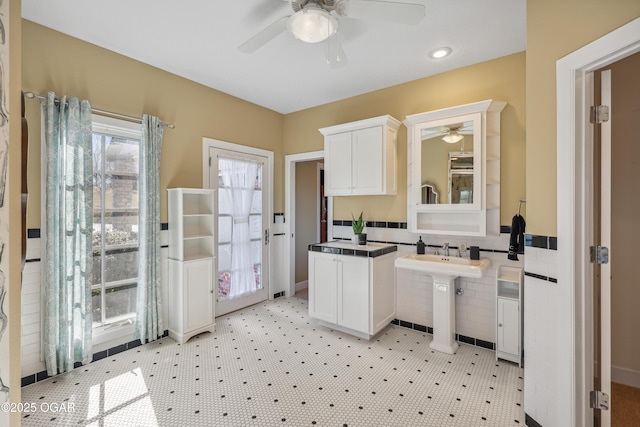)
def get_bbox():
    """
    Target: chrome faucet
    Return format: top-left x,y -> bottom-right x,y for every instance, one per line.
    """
442,242 -> 450,256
